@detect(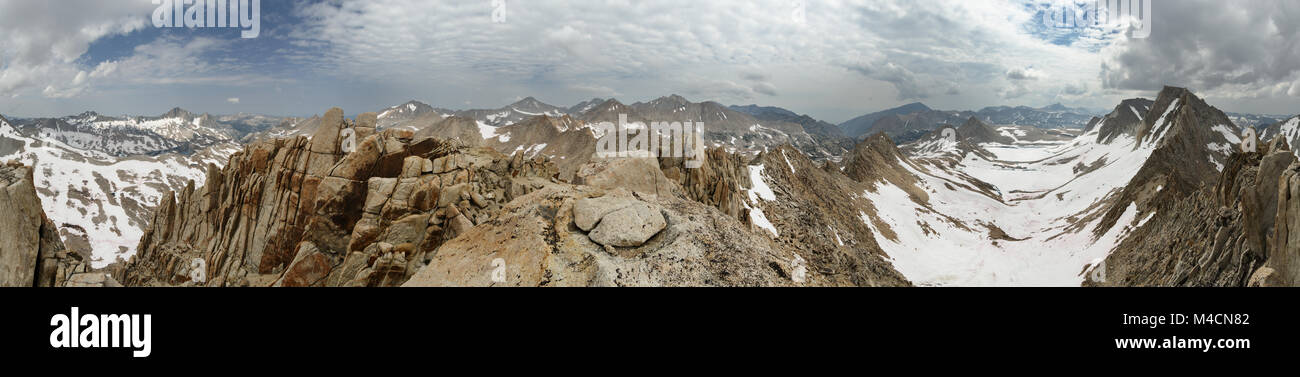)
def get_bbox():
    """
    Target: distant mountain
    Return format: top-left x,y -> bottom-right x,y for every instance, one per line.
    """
1229,112 -> 1286,130
956,117 -> 1014,144
1082,98 -> 1154,144
841,102 -> 1101,140
1260,115 -> 1300,147
8,108 -> 246,157
838,102 -> 932,139
574,98 -> 645,125
1,111 -> 239,268
1037,103 -> 1105,115
853,109 -> 975,144
974,104 -> 1095,130
567,98 -> 607,114
728,104 -> 846,139
455,97 -> 567,128
376,100 -> 444,130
